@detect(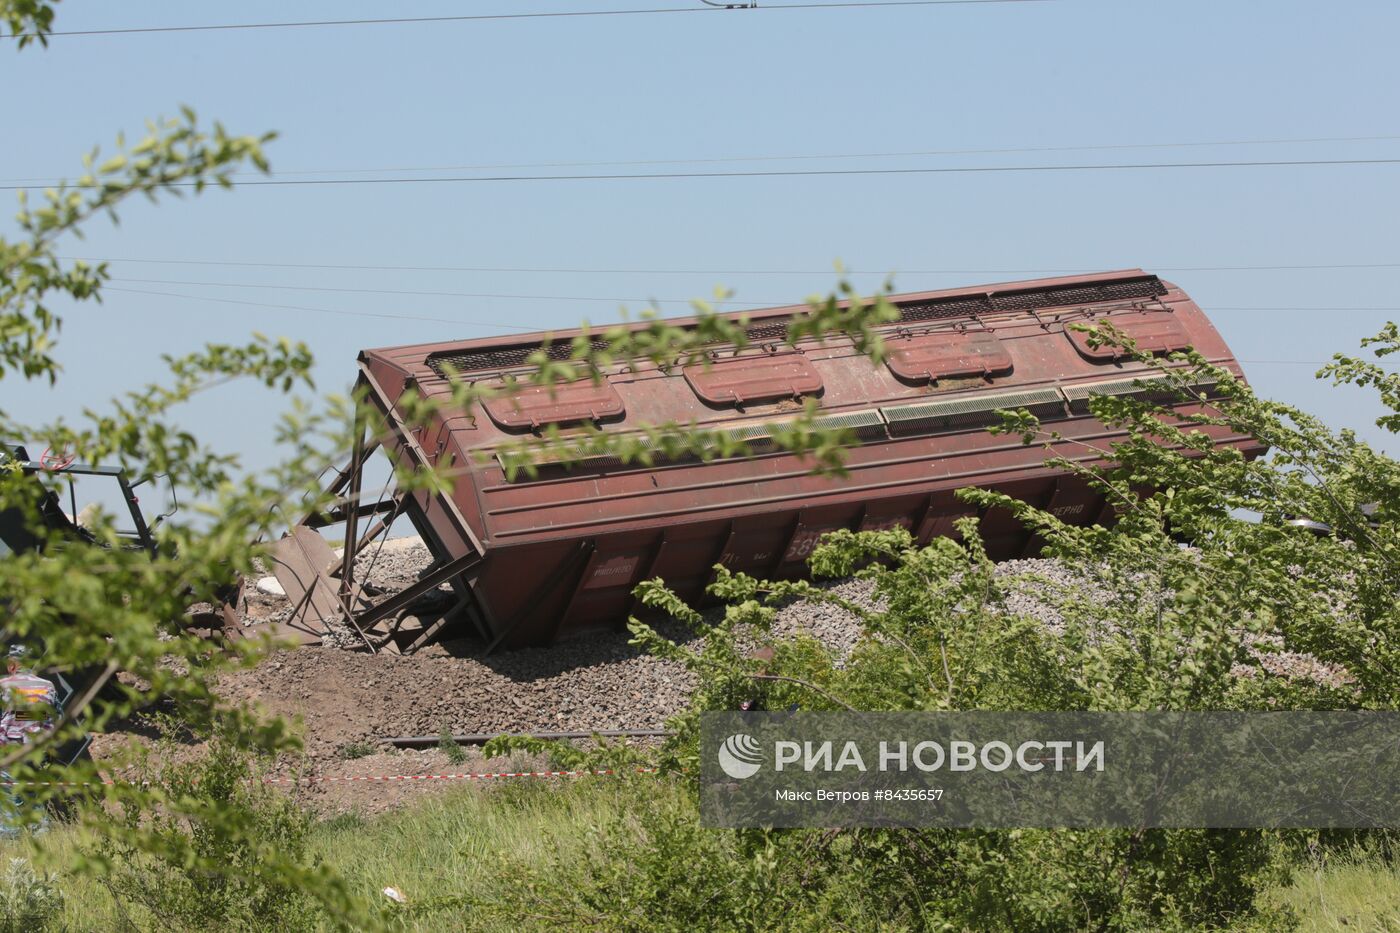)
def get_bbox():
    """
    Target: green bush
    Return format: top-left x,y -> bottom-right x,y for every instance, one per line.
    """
337,741 -> 377,761
587,330 -> 1400,931
0,857 -> 64,932
438,726 -> 468,766
89,725 -> 364,932
473,780 -> 1295,931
